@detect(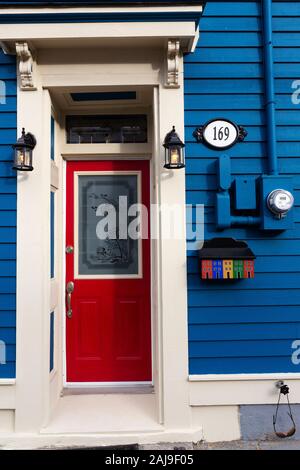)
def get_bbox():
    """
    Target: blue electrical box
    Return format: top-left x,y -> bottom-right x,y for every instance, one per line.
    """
217,155 -> 231,191
234,177 -> 257,210
260,175 -> 295,230
216,192 -> 231,229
